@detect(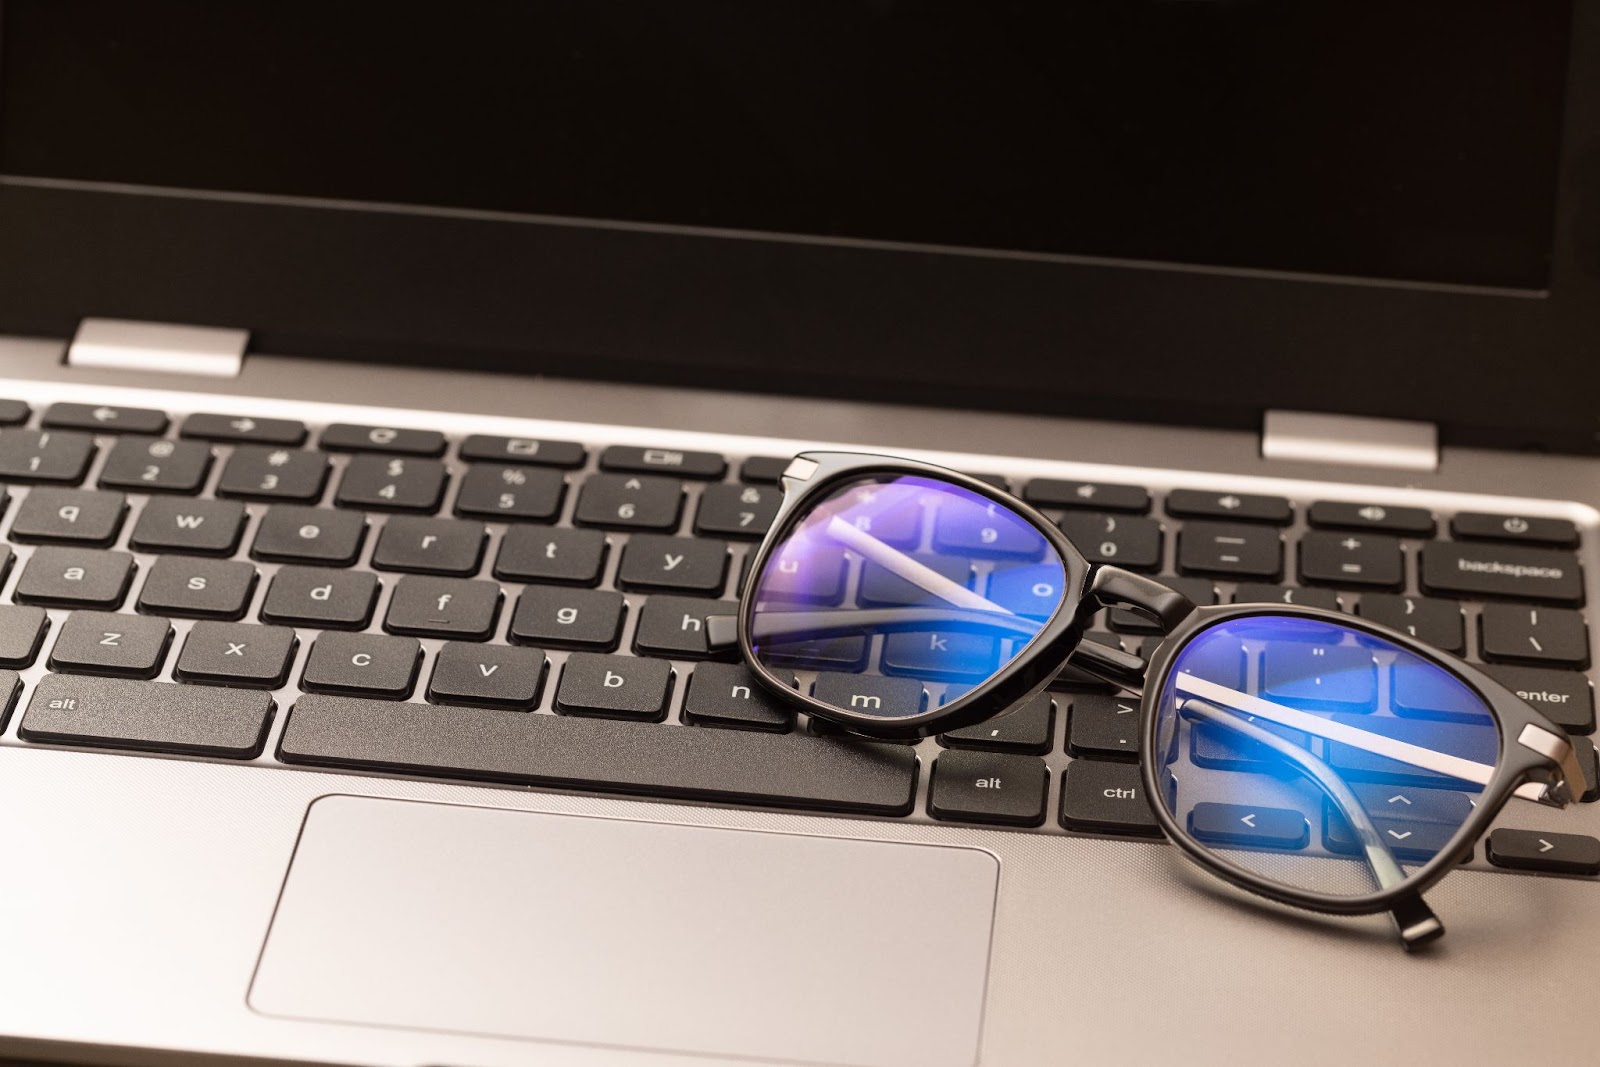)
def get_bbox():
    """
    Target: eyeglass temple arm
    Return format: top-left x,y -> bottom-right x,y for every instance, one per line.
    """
1064,566 -> 1199,691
